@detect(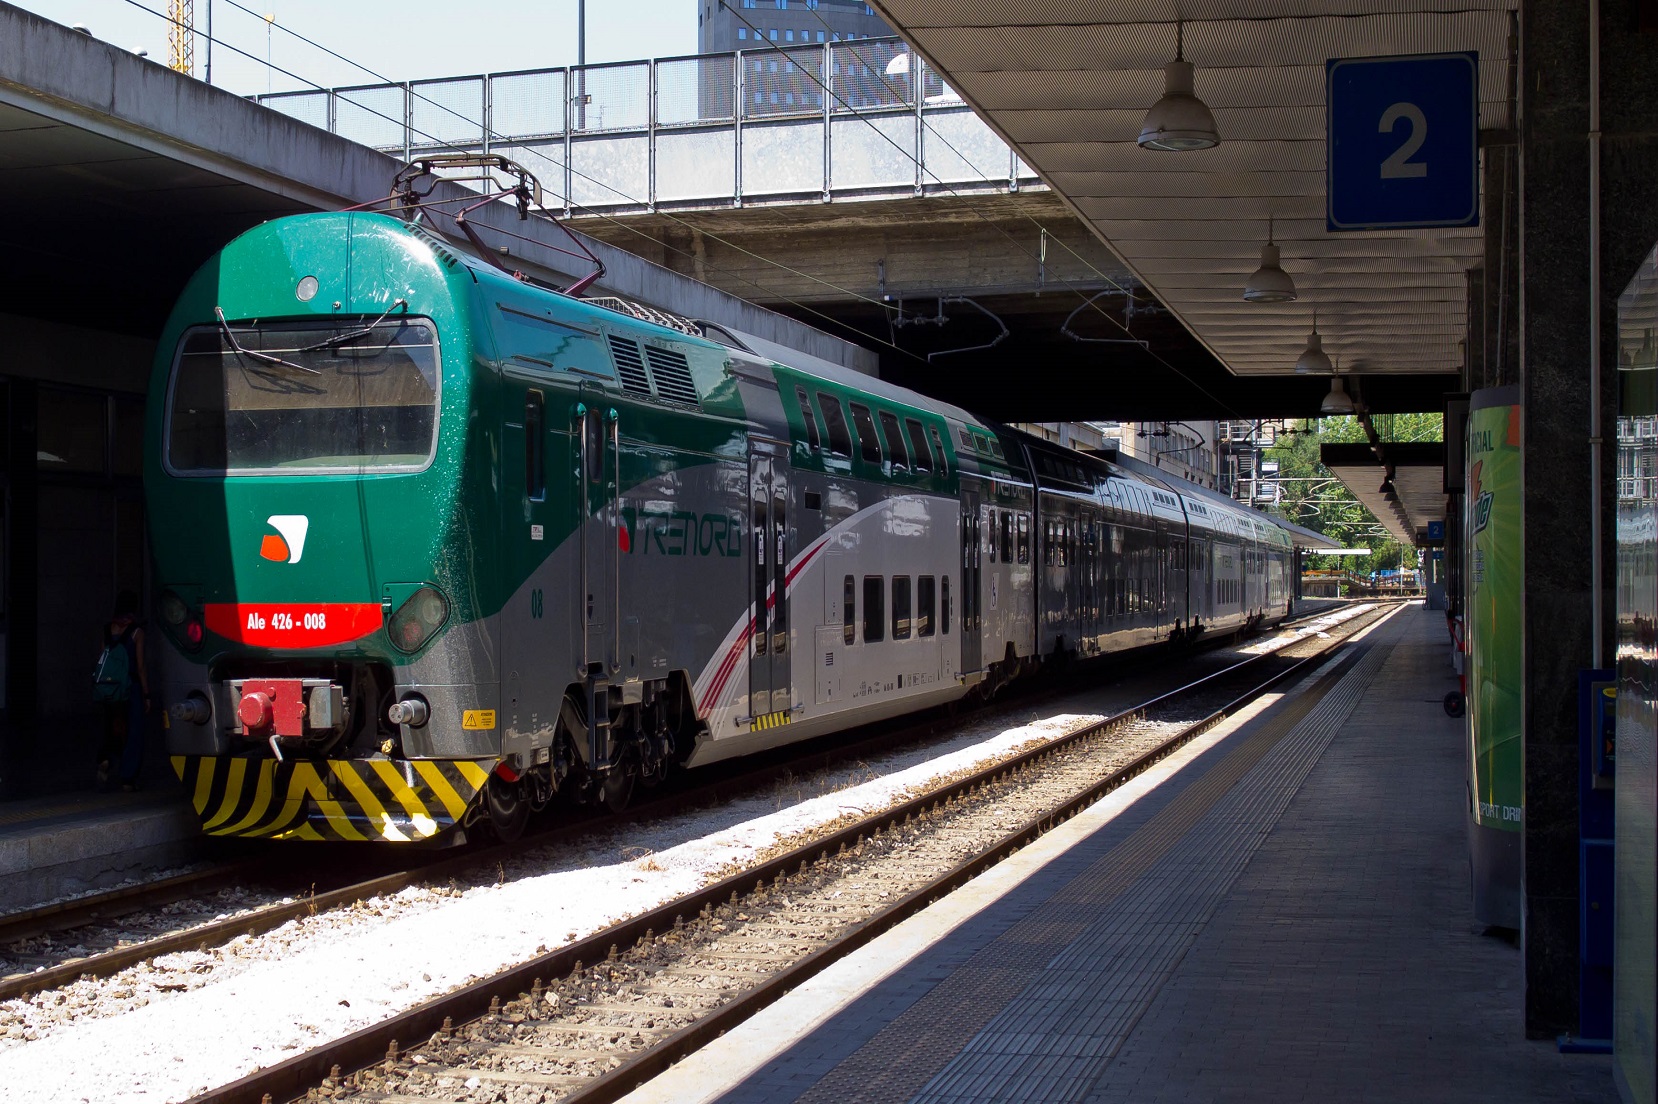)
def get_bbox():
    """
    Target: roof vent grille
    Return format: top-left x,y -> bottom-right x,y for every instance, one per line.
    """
606,335 -> 651,397
645,346 -> 700,406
